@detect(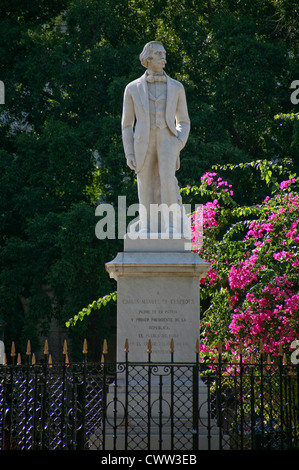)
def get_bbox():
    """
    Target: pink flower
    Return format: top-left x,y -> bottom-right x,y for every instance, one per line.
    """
200,172 -> 234,195
280,178 -> 296,189
228,255 -> 259,291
